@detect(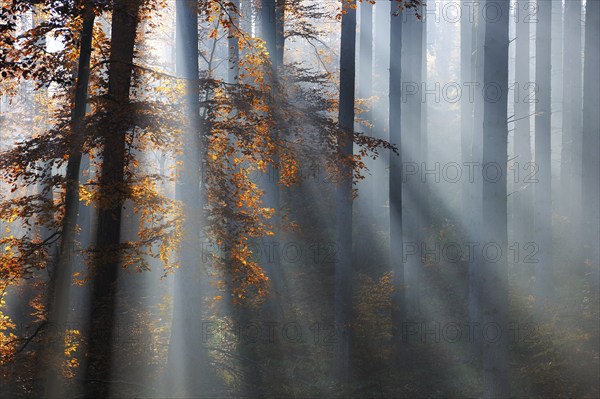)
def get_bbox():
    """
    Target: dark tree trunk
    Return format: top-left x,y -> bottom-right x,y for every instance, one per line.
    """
275,0 -> 285,67
42,3 -> 95,397
534,0 -> 553,313
333,0 -> 356,384
401,5 -> 423,319
84,1 -> 142,396
261,0 -> 277,63
229,0 -> 240,84
581,0 -> 600,299
419,9 -> 429,237
389,2 -> 405,366
259,0 -> 283,322
460,0 -> 473,218
480,1 -> 510,397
